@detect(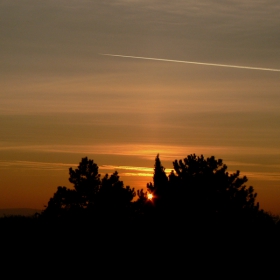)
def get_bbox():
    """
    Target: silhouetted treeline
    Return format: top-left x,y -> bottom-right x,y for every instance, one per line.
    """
37,155 -> 276,229
42,157 -> 135,223
1,154 -> 280,274
2,155 -> 280,229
